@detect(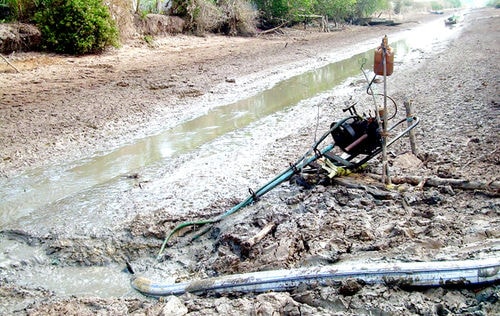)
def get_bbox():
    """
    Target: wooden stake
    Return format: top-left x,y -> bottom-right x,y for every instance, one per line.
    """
404,100 -> 417,155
